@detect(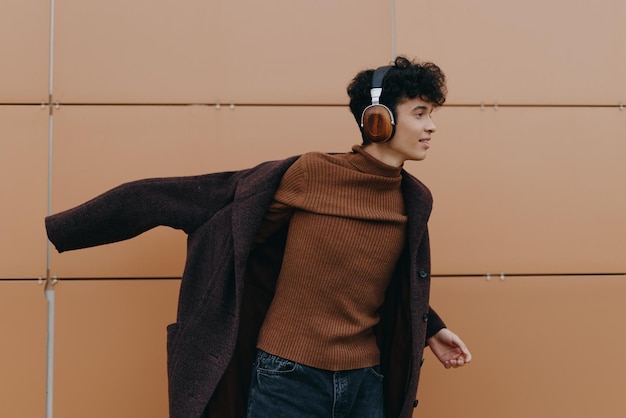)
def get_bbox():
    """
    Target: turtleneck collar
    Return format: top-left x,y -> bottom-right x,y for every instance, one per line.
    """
347,145 -> 403,178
